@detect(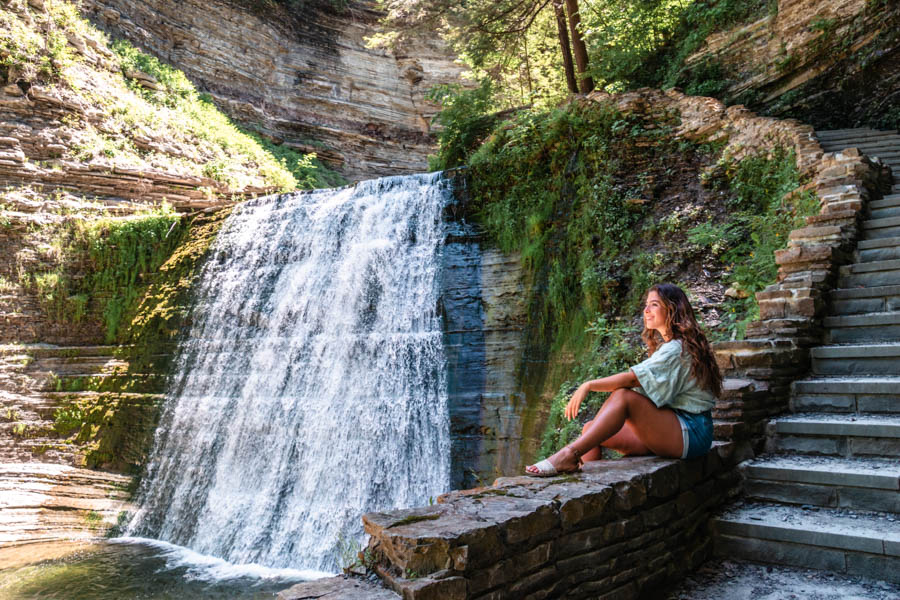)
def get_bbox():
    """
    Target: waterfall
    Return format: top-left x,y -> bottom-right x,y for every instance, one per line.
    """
127,173 -> 453,573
